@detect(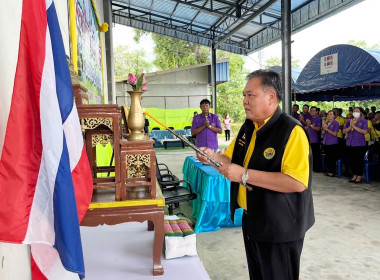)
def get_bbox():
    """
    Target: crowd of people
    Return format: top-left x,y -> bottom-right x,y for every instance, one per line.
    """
292,104 -> 380,182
